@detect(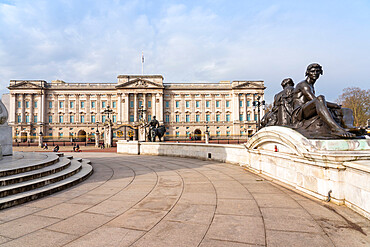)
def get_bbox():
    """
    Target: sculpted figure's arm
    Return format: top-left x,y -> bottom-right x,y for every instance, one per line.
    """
299,83 -> 316,102
326,101 -> 341,109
